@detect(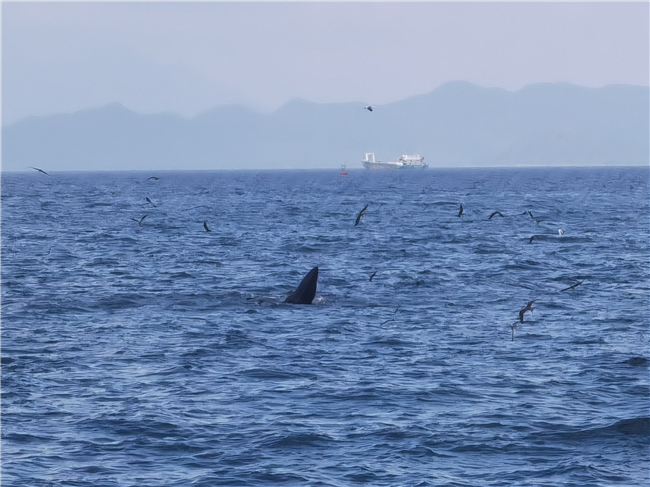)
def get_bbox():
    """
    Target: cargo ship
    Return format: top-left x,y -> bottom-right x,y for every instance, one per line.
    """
362,153 -> 427,170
